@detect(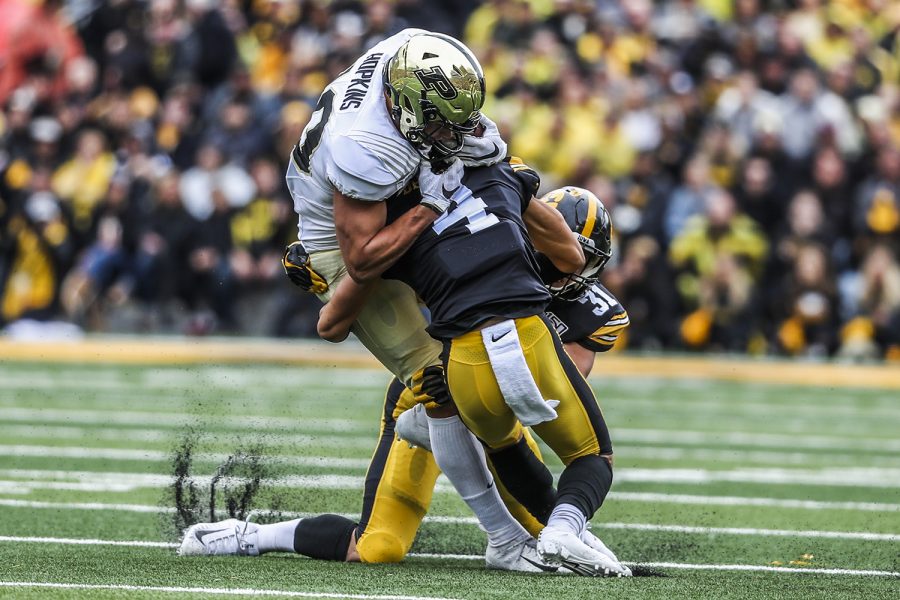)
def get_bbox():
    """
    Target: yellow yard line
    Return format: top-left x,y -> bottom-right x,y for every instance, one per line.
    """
0,337 -> 898,390
592,355 -> 900,390
0,338 -> 379,370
